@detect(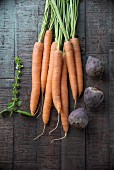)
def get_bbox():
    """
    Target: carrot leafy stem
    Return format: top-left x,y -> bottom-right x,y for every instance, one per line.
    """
38,0 -> 50,42
51,0 -> 68,42
70,0 -> 79,38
